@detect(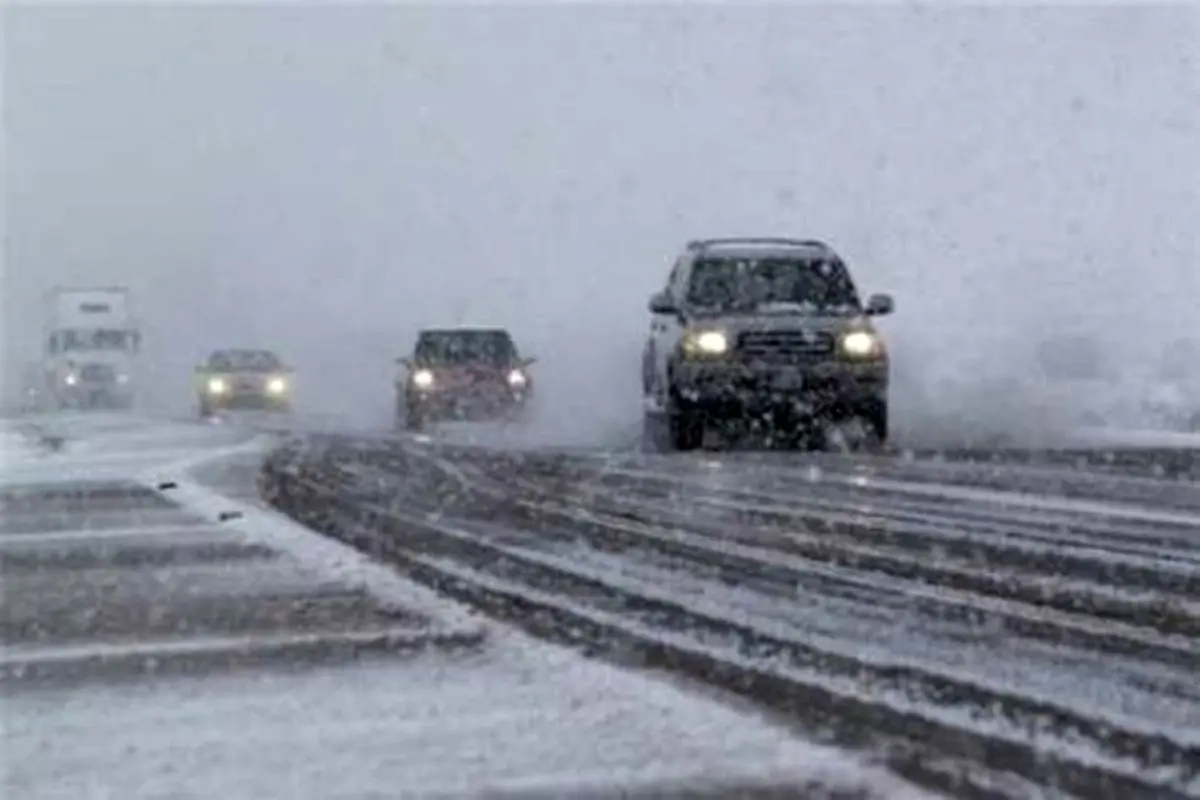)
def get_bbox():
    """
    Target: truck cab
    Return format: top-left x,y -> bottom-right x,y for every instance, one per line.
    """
42,287 -> 141,411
